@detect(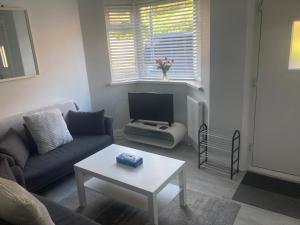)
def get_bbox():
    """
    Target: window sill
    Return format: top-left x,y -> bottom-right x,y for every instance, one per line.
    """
109,79 -> 203,90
